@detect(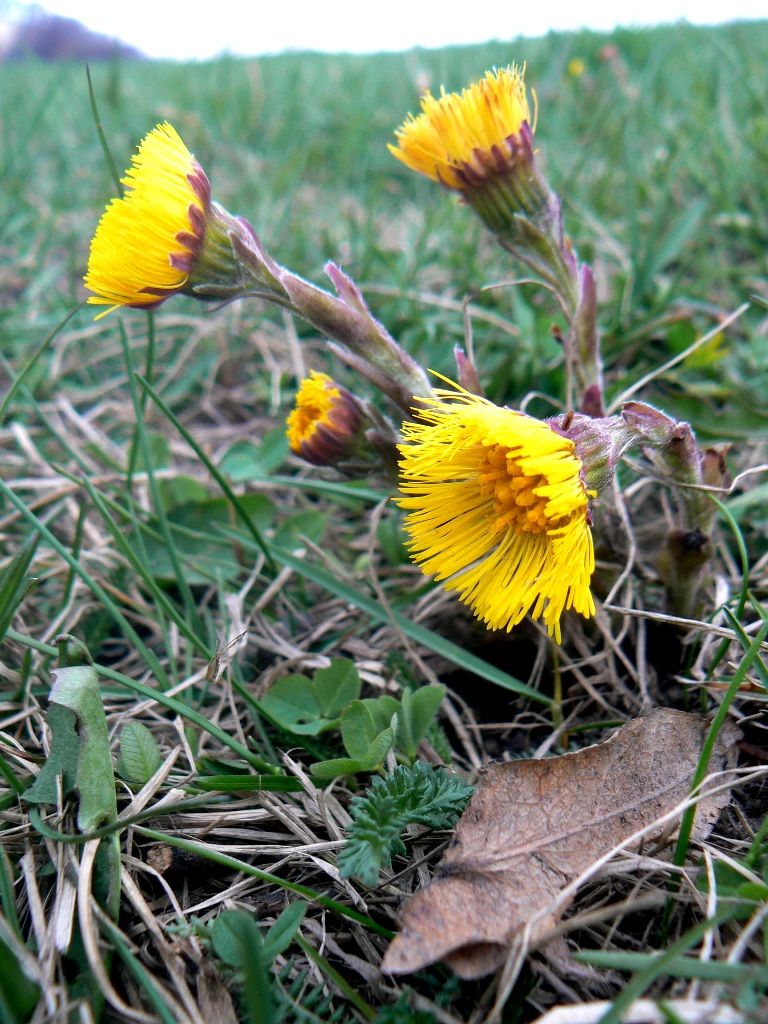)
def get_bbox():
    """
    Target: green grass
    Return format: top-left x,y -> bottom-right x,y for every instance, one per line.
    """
0,20 -> 767,1024
3,21 -> 768,414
